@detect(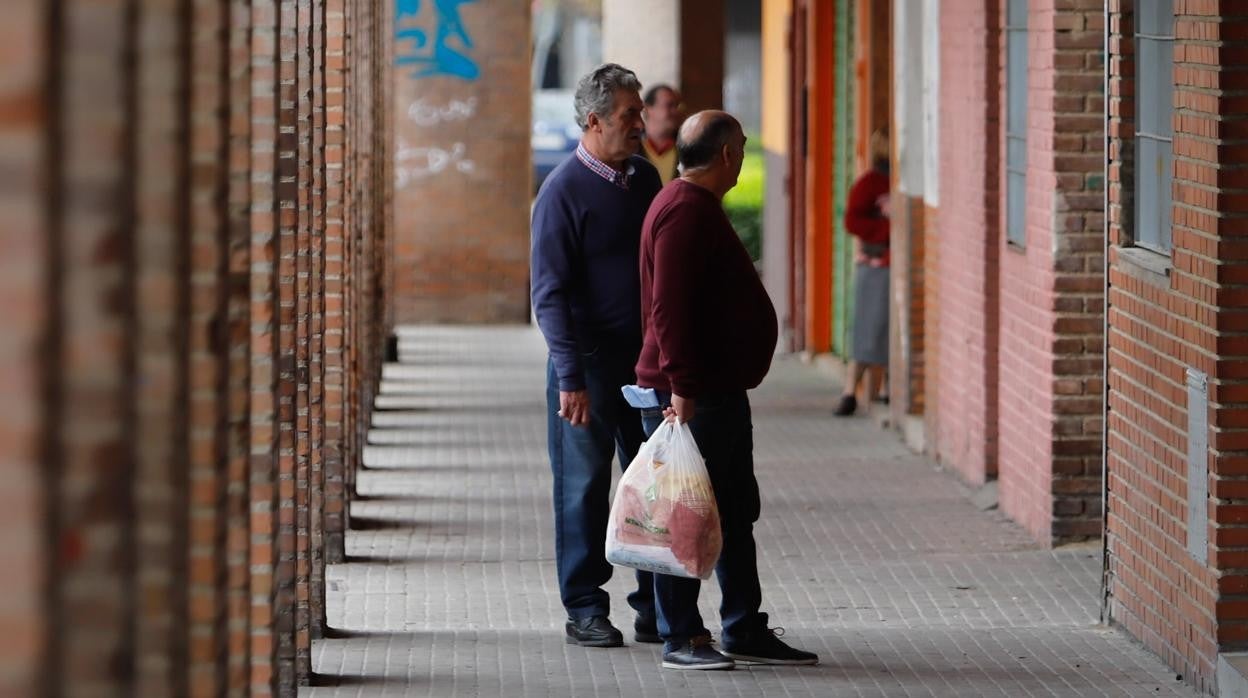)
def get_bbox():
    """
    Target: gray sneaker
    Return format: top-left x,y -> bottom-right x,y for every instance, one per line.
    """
661,635 -> 735,671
